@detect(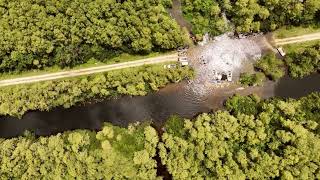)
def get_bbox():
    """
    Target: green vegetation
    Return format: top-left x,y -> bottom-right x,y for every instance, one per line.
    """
240,41 -> 320,85
0,0 -> 189,73
283,40 -> 320,54
1,92 -> 320,179
182,0 -> 320,36
255,53 -> 285,80
274,25 -> 320,39
161,0 -> 173,8
285,42 -> 320,78
159,93 -> 320,179
0,51 -> 172,81
225,94 -> 261,116
182,0 -> 229,39
0,123 -> 159,179
239,72 -> 266,86
0,64 -> 193,117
